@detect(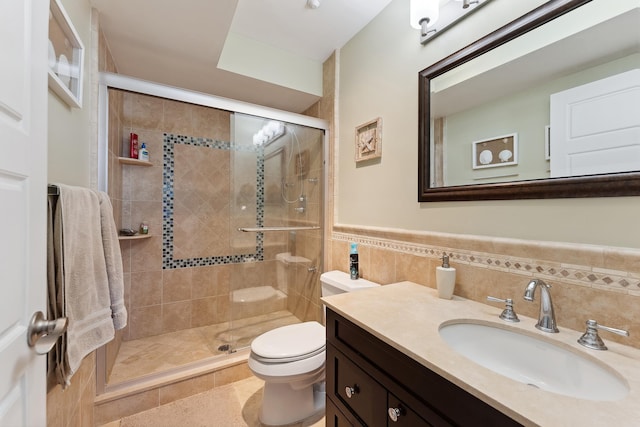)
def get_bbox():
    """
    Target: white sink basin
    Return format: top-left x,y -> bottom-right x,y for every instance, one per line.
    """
439,320 -> 629,401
